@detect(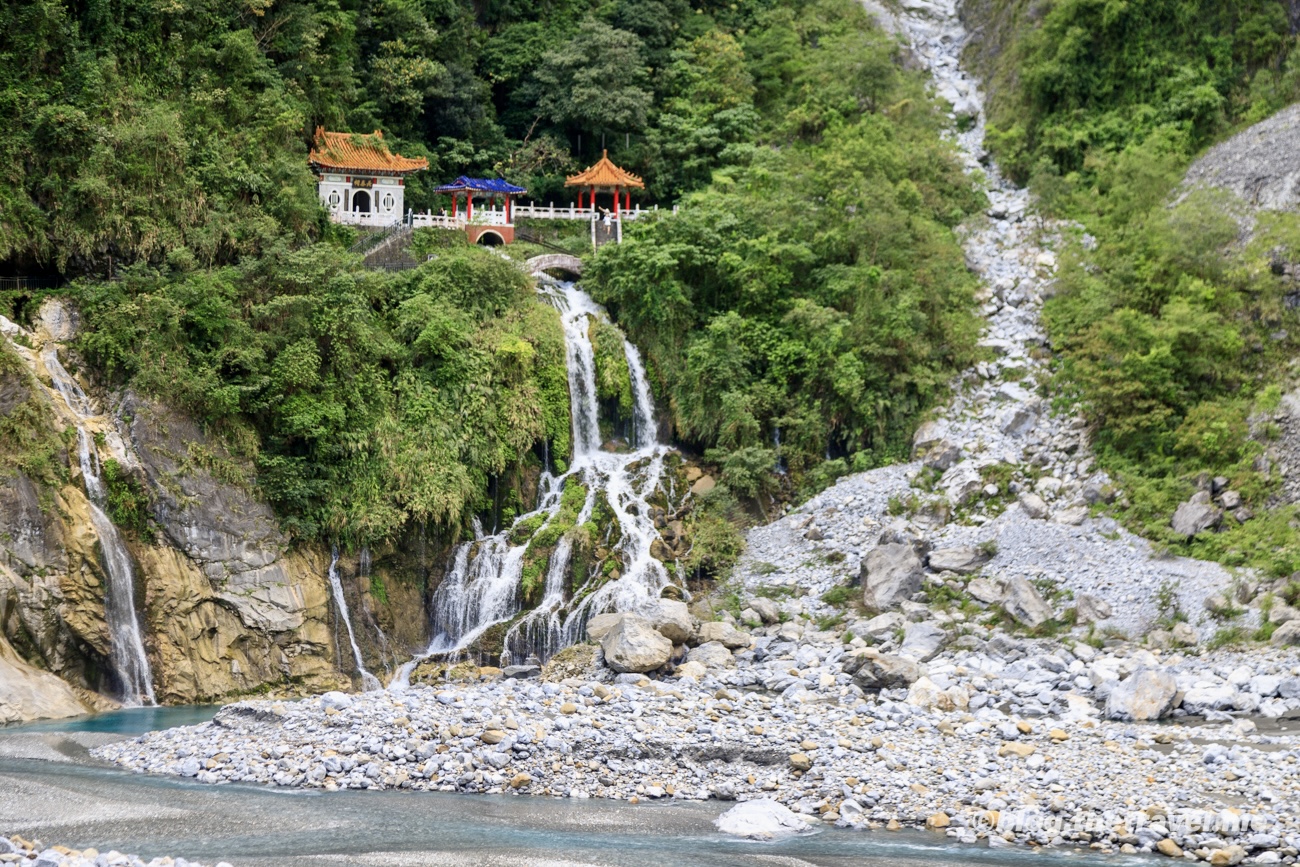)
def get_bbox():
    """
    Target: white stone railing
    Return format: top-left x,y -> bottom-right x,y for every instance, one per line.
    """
330,210 -> 404,228
512,202 -> 676,221
330,201 -> 680,231
410,207 -> 511,229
